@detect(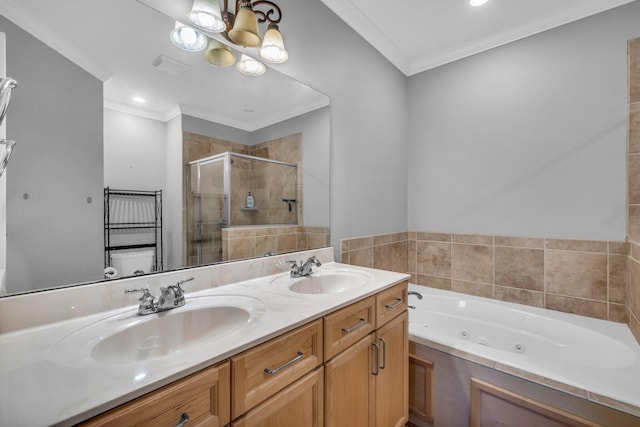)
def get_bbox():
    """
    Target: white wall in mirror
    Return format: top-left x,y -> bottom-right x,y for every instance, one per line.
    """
0,32 -> 6,294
